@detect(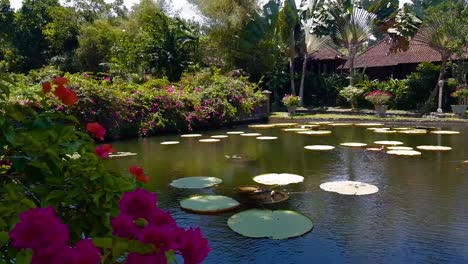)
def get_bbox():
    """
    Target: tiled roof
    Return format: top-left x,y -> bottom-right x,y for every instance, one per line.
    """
308,45 -> 346,61
342,38 -> 445,69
